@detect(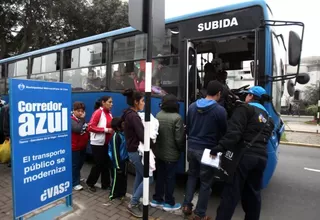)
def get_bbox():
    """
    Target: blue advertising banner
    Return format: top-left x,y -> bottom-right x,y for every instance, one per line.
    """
9,79 -> 72,219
